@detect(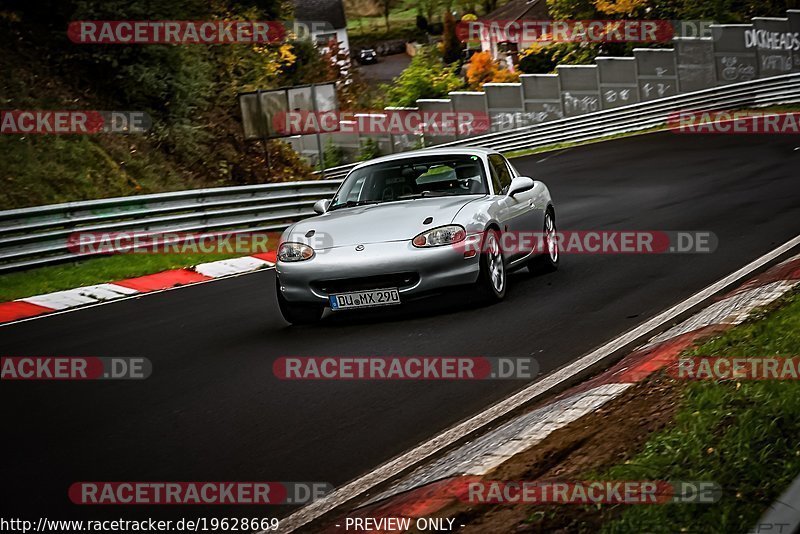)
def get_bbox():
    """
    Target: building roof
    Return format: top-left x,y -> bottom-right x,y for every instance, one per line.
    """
293,0 -> 348,30
481,0 -> 549,21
